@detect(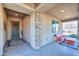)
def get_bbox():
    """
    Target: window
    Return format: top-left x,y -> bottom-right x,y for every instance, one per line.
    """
52,20 -> 59,34
63,20 -> 78,38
